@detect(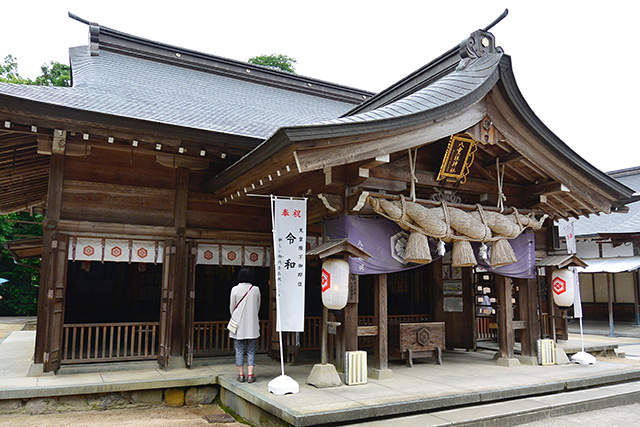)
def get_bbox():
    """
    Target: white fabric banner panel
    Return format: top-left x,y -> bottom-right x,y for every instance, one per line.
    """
132,240 -> 163,263
572,267 -> 583,318
272,196 -> 307,332
244,246 -> 269,267
561,222 -> 577,254
197,244 -> 219,265
70,237 -> 103,261
69,238 -> 163,263
221,245 -> 243,266
104,239 -> 129,262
